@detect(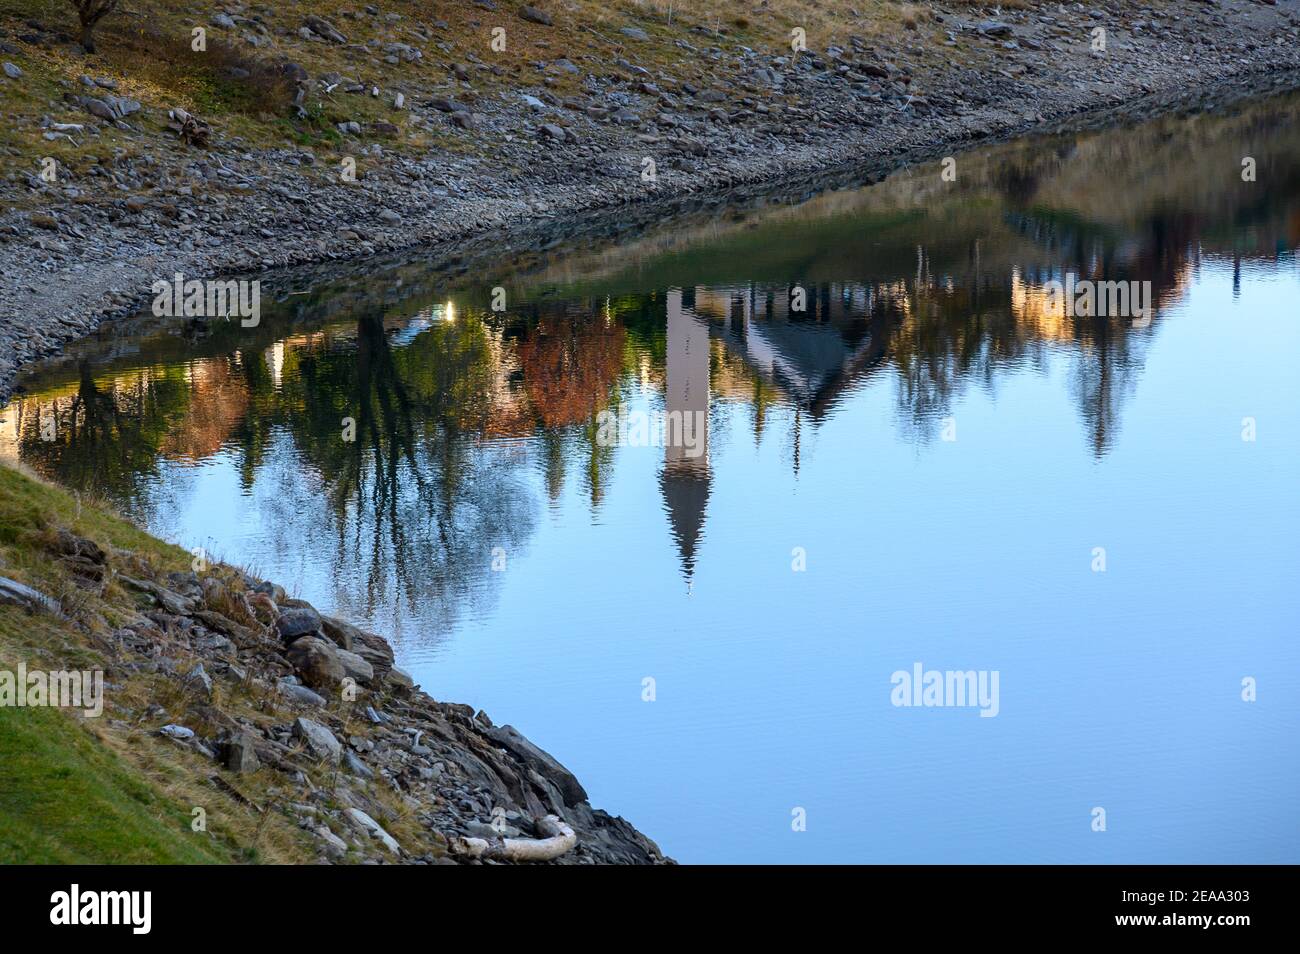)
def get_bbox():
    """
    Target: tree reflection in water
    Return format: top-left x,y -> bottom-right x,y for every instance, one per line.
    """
4,90 -> 1298,621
